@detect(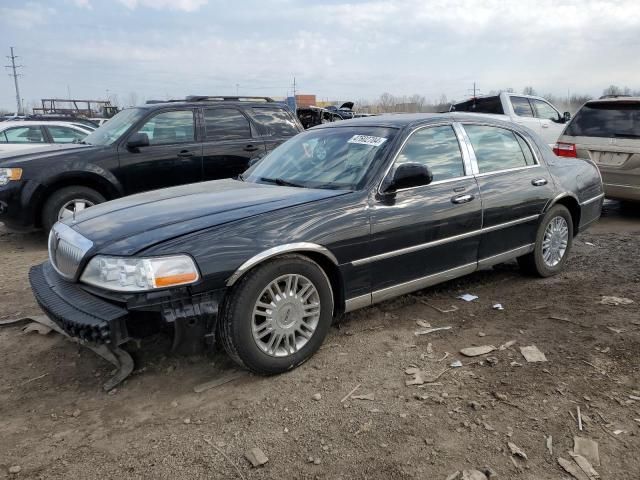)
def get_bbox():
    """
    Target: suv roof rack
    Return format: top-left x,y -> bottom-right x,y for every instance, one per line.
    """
185,95 -> 274,103
599,94 -> 633,99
